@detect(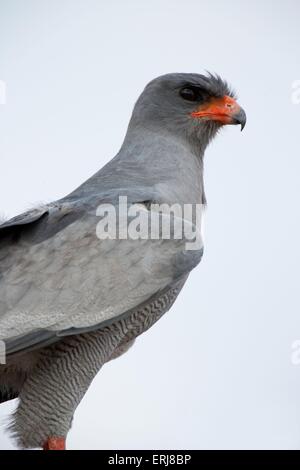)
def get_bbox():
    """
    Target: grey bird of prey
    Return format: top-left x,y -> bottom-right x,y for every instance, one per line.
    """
0,73 -> 246,450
